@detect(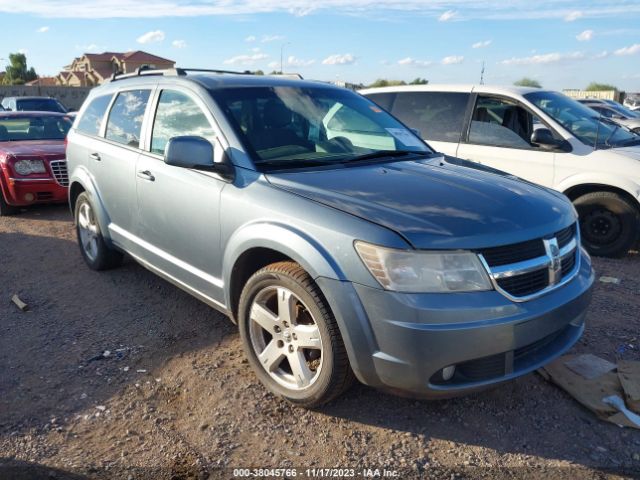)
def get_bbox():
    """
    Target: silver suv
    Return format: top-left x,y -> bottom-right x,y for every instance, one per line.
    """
66,68 -> 594,407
